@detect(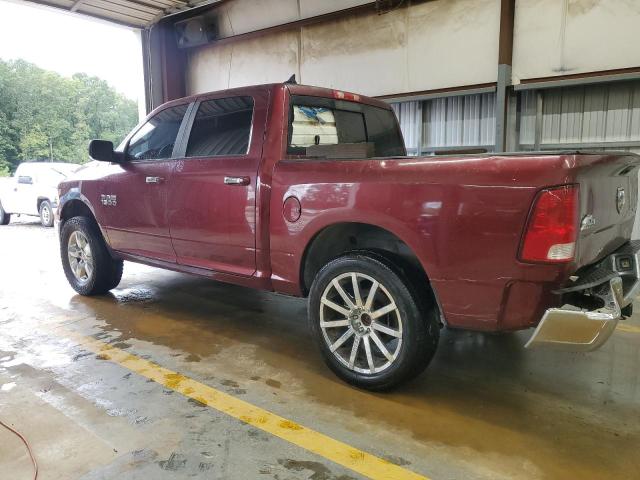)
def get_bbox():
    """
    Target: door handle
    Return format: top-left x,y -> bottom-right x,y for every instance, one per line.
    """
224,176 -> 250,186
146,176 -> 164,184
